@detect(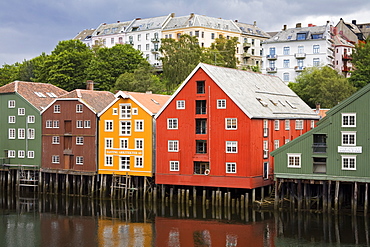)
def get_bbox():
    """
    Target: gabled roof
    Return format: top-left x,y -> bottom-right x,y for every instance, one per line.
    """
235,21 -> 270,38
163,14 -> 240,33
0,81 -> 67,111
265,25 -> 328,43
57,89 -> 115,114
156,63 -> 319,120
73,29 -> 95,41
127,15 -> 172,32
93,21 -> 132,36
